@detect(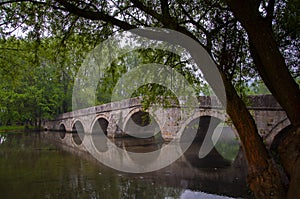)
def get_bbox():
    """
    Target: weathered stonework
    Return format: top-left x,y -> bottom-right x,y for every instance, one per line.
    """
43,95 -> 289,148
